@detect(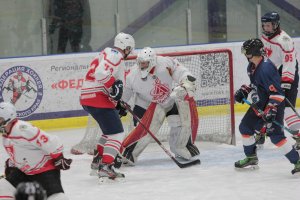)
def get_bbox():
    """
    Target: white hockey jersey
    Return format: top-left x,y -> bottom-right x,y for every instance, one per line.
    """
123,56 -> 192,109
2,120 -> 64,175
80,47 -> 126,108
261,30 -> 298,84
